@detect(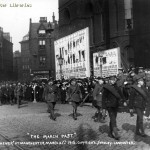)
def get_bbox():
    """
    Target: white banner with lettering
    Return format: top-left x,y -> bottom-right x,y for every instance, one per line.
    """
54,27 -> 90,79
93,47 -> 121,77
